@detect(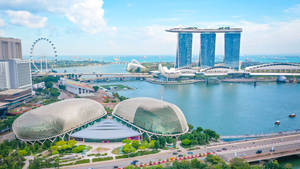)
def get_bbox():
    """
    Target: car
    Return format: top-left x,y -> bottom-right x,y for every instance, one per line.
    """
178,154 -> 184,157
187,152 -> 193,155
113,166 -> 118,169
131,160 -> 139,165
256,150 -> 262,154
222,147 -> 227,150
216,149 -> 222,152
270,149 -> 275,152
172,152 -> 178,155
